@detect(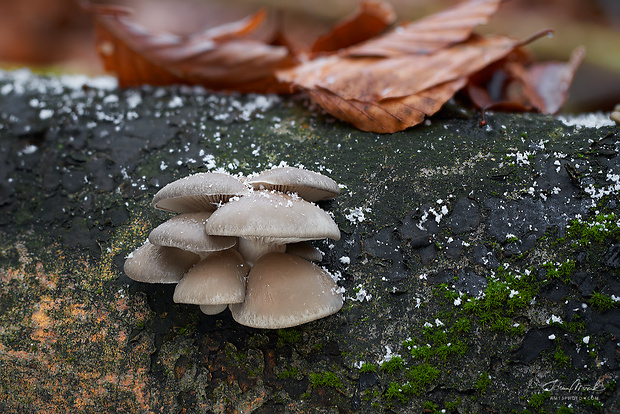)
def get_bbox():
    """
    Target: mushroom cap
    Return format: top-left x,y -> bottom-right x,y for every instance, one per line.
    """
286,241 -> 324,262
247,166 -> 340,202
124,240 -> 200,283
149,212 -> 236,253
173,249 -> 248,306
152,172 -> 250,213
229,252 -> 343,329
204,190 -> 341,244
